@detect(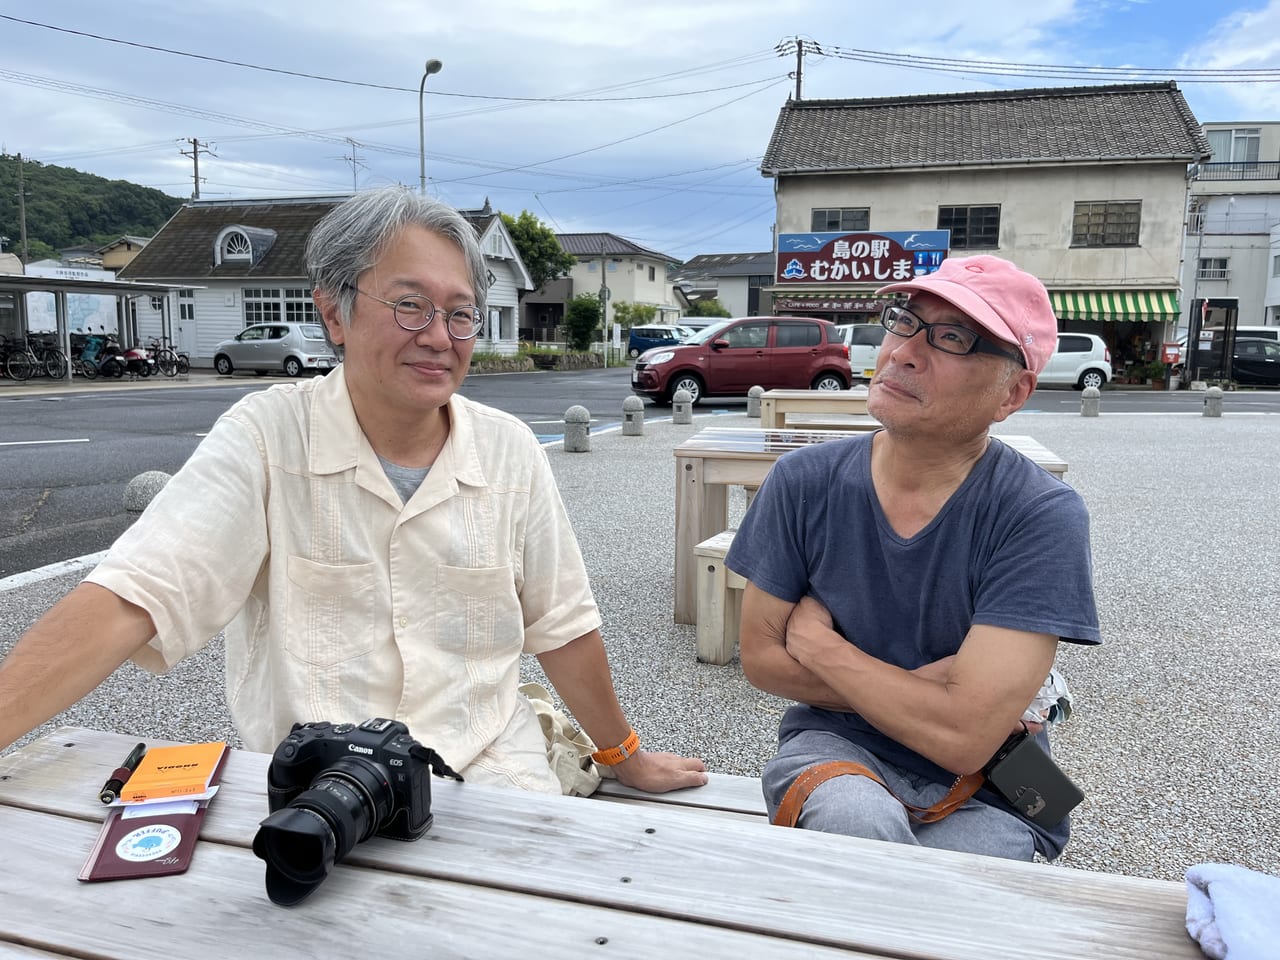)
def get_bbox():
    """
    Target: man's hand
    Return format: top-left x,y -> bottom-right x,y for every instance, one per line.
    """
611,750 -> 708,793
783,595 -> 845,668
